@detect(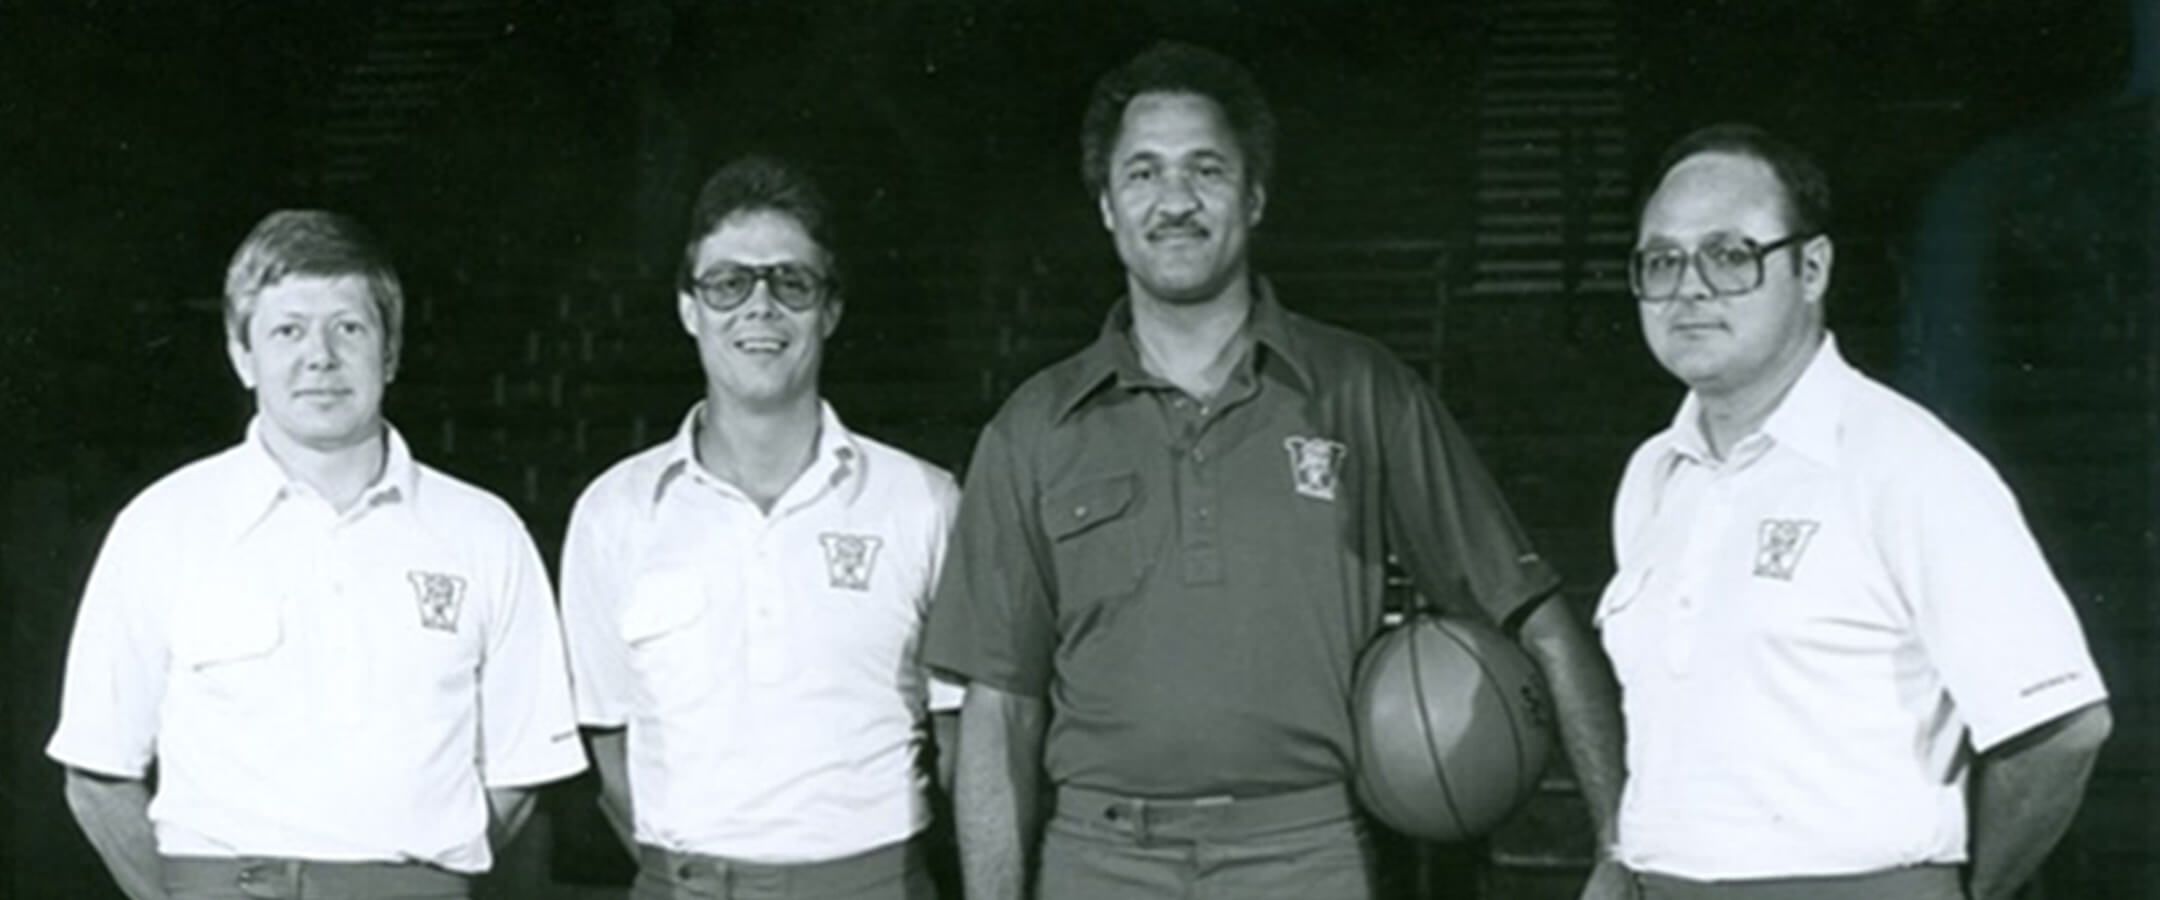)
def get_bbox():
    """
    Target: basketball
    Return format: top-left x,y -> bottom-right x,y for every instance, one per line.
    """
1351,611 -> 1555,842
